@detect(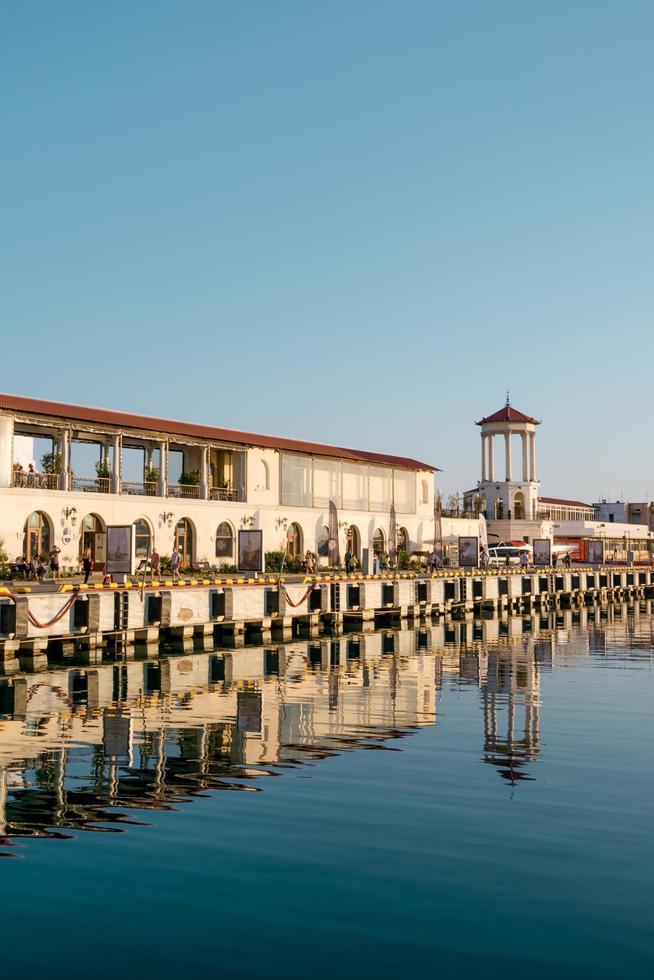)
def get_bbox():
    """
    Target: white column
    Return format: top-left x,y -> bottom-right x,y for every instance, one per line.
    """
112,434 -> 122,494
200,446 -> 209,500
489,435 -> 495,481
481,434 -> 487,481
521,432 -> 528,482
60,430 -> 71,491
159,441 -> 167,497
505,431 -> 512,482
530,432 -> 537,482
